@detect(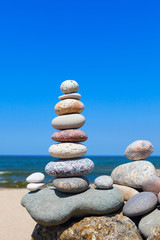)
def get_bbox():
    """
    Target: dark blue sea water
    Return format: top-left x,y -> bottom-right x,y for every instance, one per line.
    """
0,156 -> 160,188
